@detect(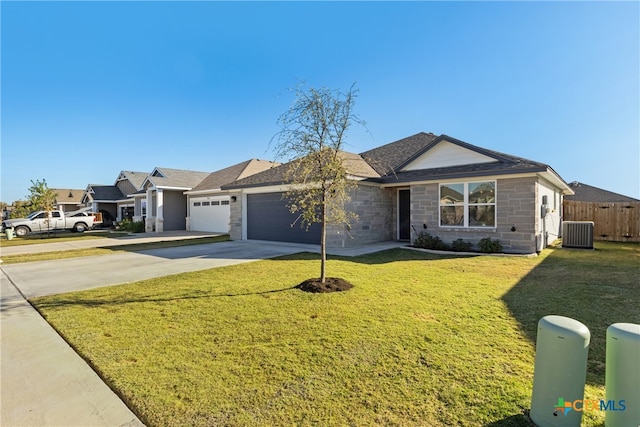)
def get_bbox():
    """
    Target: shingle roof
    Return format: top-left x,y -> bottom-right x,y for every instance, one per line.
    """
53,189 -> 84,204
145,167 -> 211,189
222,132 -> 570,191
222,151 -> 379,189
360,132 -> 439,175
564,181 -> 639,203
116,170 -> 147,190
191,159 -> 278,192
87,185 -> 125,201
